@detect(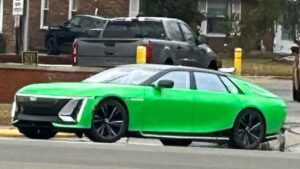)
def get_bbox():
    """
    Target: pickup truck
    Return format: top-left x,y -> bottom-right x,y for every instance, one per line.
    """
73,17 -> 220,69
